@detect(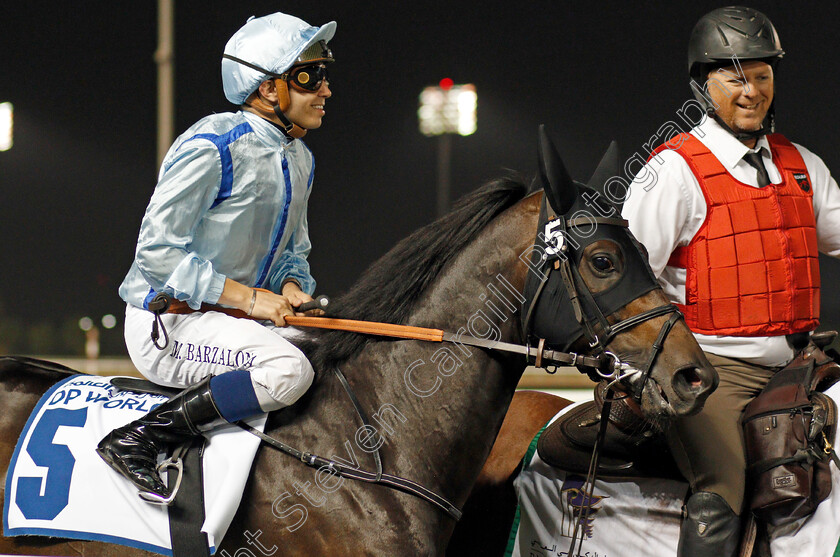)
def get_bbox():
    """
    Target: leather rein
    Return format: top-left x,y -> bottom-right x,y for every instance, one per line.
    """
146,206 -> 683,523
150,299 -> 611,521
234,365 -> 464,520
